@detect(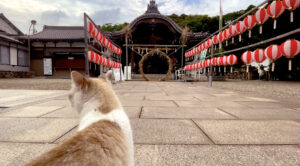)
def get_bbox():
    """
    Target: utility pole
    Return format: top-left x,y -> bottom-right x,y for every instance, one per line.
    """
219,0 -> 223,49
